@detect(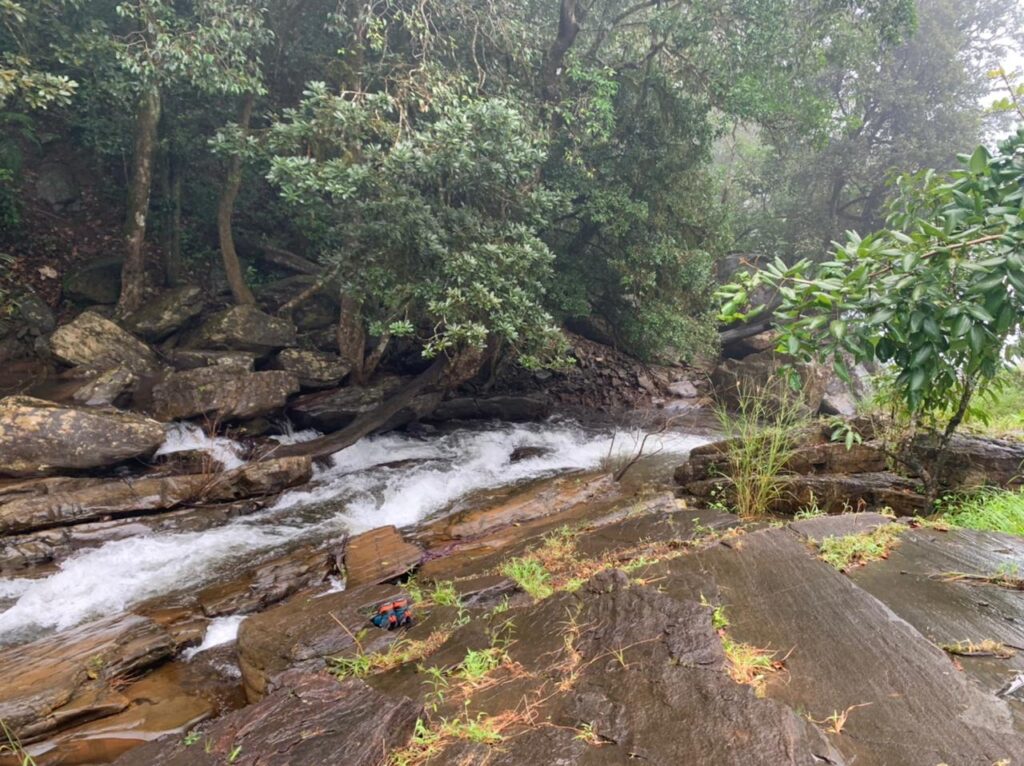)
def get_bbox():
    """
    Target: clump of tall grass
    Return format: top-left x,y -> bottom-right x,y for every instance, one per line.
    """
714,380 -> 806,519
938,488 -> 1024,537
